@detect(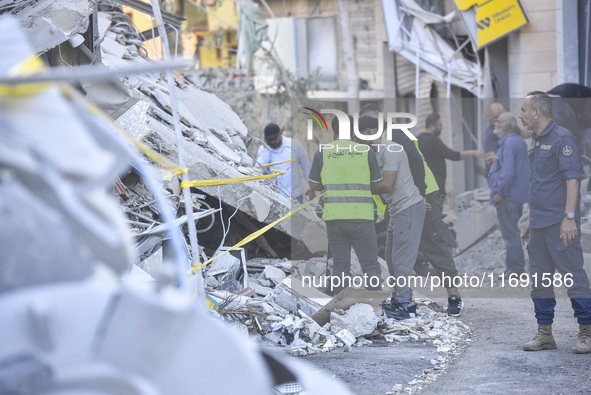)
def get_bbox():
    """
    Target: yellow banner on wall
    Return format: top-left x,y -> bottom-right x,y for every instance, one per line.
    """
455,0 -> 529,49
